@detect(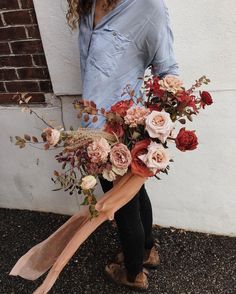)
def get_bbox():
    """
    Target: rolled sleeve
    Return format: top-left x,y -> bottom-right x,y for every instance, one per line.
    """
150,2 -> 179,78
